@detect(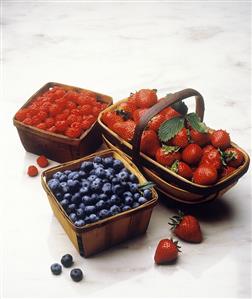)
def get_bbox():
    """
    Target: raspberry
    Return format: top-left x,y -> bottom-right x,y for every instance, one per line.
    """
37,155 -> 49,168
15,108 -> 29,121
81,104 -> 92,115
65,127 -> 82,138
55,120 -> 68,132
36,123 -> 47,130
27,165 -> 38,177
66,101 -> 77,110
23,118 -> 33,125
45,117 -> 55,128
